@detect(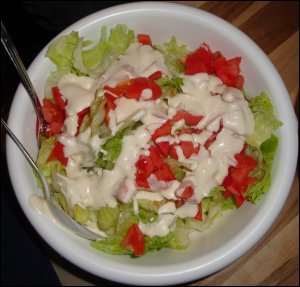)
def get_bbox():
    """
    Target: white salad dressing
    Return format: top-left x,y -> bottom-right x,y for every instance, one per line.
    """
167,73 -> 254,200
98,43 -> 169,87
40,41 -> 255,238
58,73 -> 97,135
